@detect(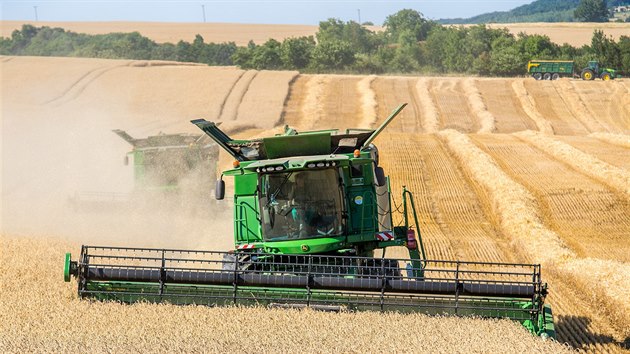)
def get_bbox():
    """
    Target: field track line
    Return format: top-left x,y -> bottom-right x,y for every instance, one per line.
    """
515,131 -> 630,196
215,69 -> 247,120
220,70 -> 257,121
462,78 -> 495,133
415,78 -> 438,133
510,79 -> 554,134
44,64 -> 127,105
